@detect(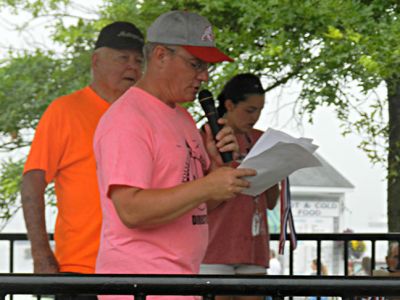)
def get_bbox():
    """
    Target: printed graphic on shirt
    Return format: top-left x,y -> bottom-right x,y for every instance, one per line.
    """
182,139 -> 206,183
192,214 -> 207,225
180,139 -> 208,226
